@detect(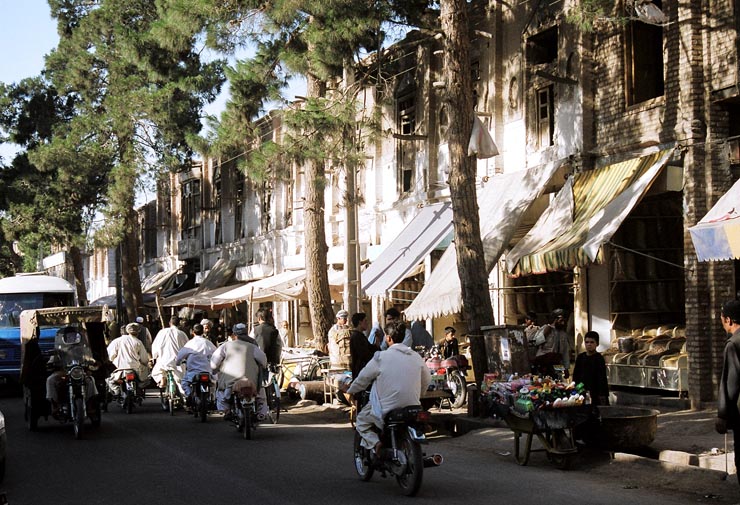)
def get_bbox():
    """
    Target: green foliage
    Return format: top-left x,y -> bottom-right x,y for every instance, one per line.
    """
565,0 -> 624,32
